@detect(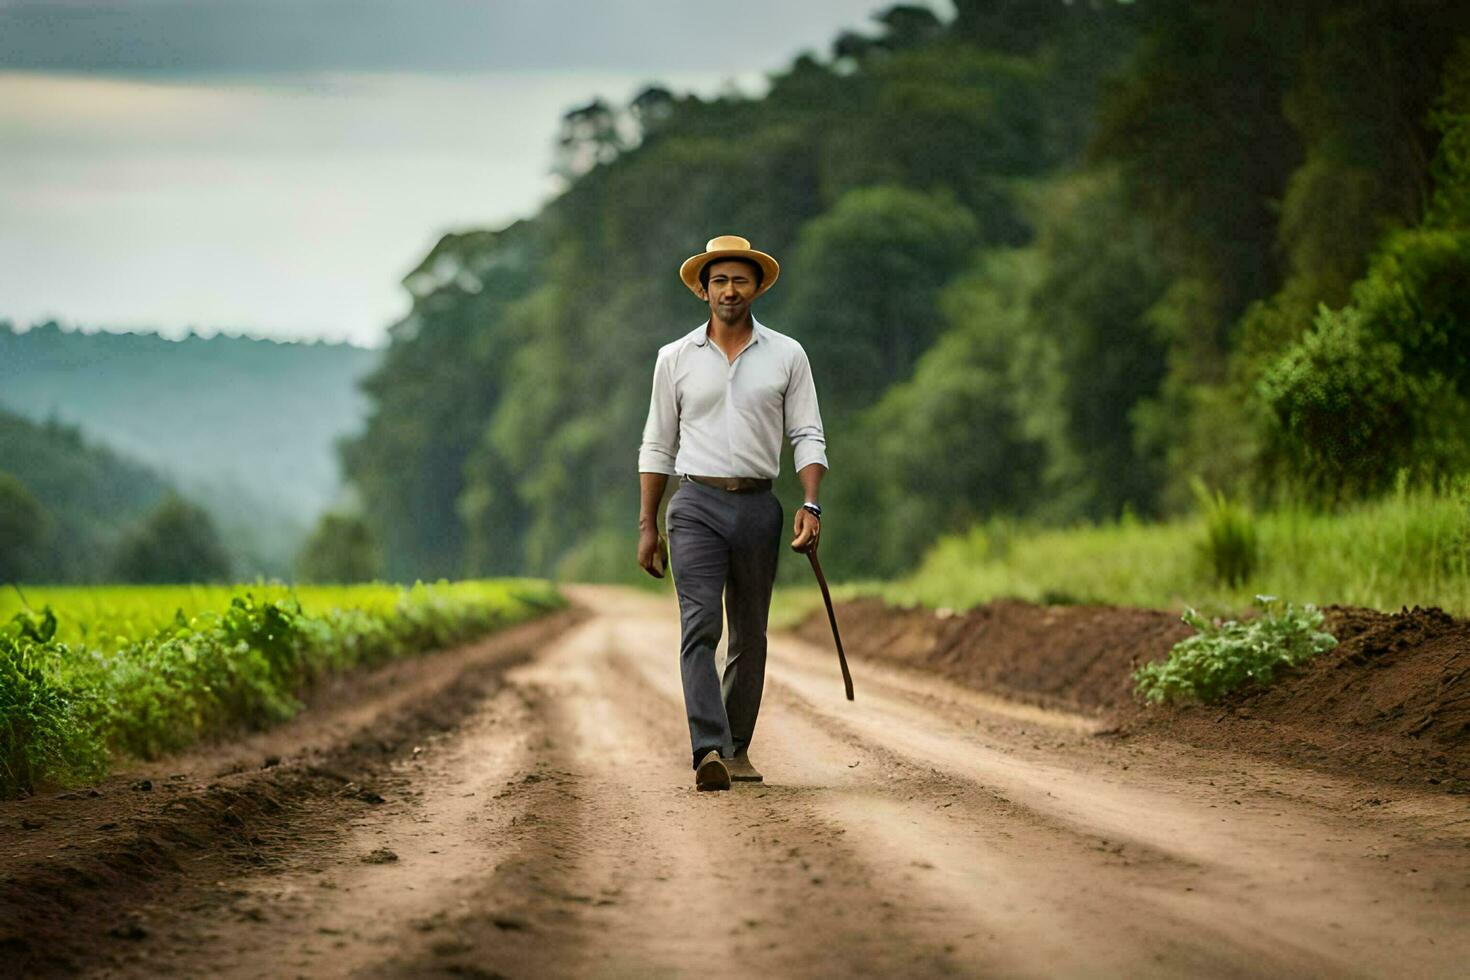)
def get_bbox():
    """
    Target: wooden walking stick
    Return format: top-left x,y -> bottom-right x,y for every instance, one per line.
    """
803,539 -> 854,701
